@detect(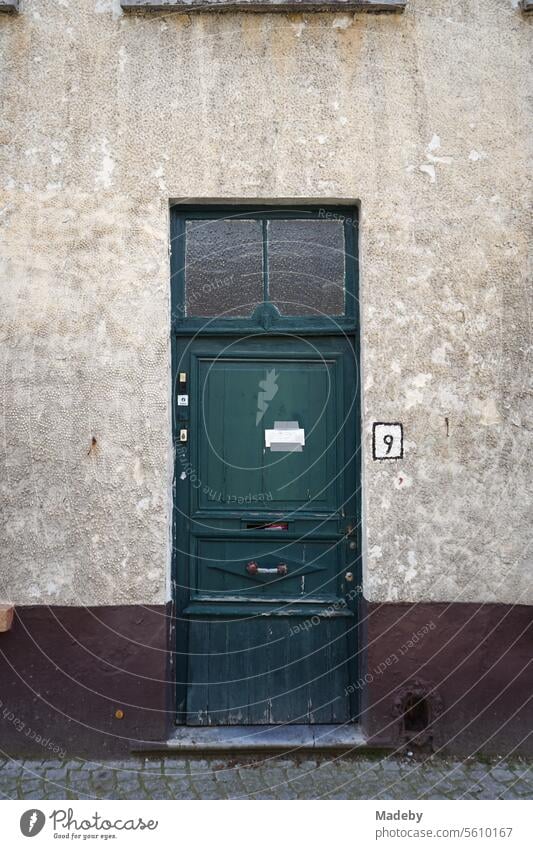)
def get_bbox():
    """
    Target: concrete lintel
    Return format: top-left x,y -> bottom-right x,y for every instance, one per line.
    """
121,0 -> 406,13
0,1 -> 19,13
